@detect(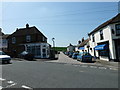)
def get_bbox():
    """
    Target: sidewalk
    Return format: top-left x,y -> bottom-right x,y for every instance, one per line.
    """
45,52 -> 119,68
95,59 -> 119,68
